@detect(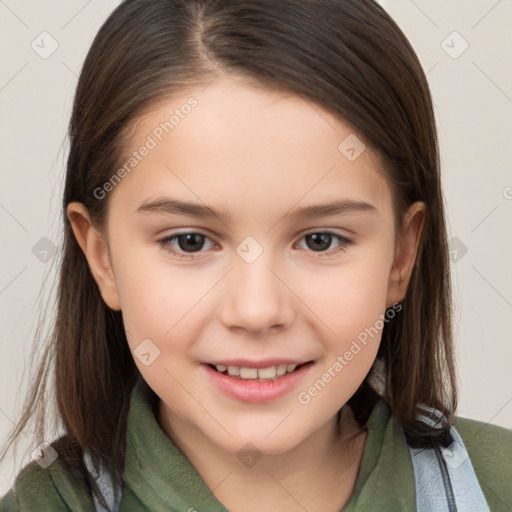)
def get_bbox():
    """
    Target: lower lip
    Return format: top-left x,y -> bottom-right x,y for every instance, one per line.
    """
201,362 -> 314,403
